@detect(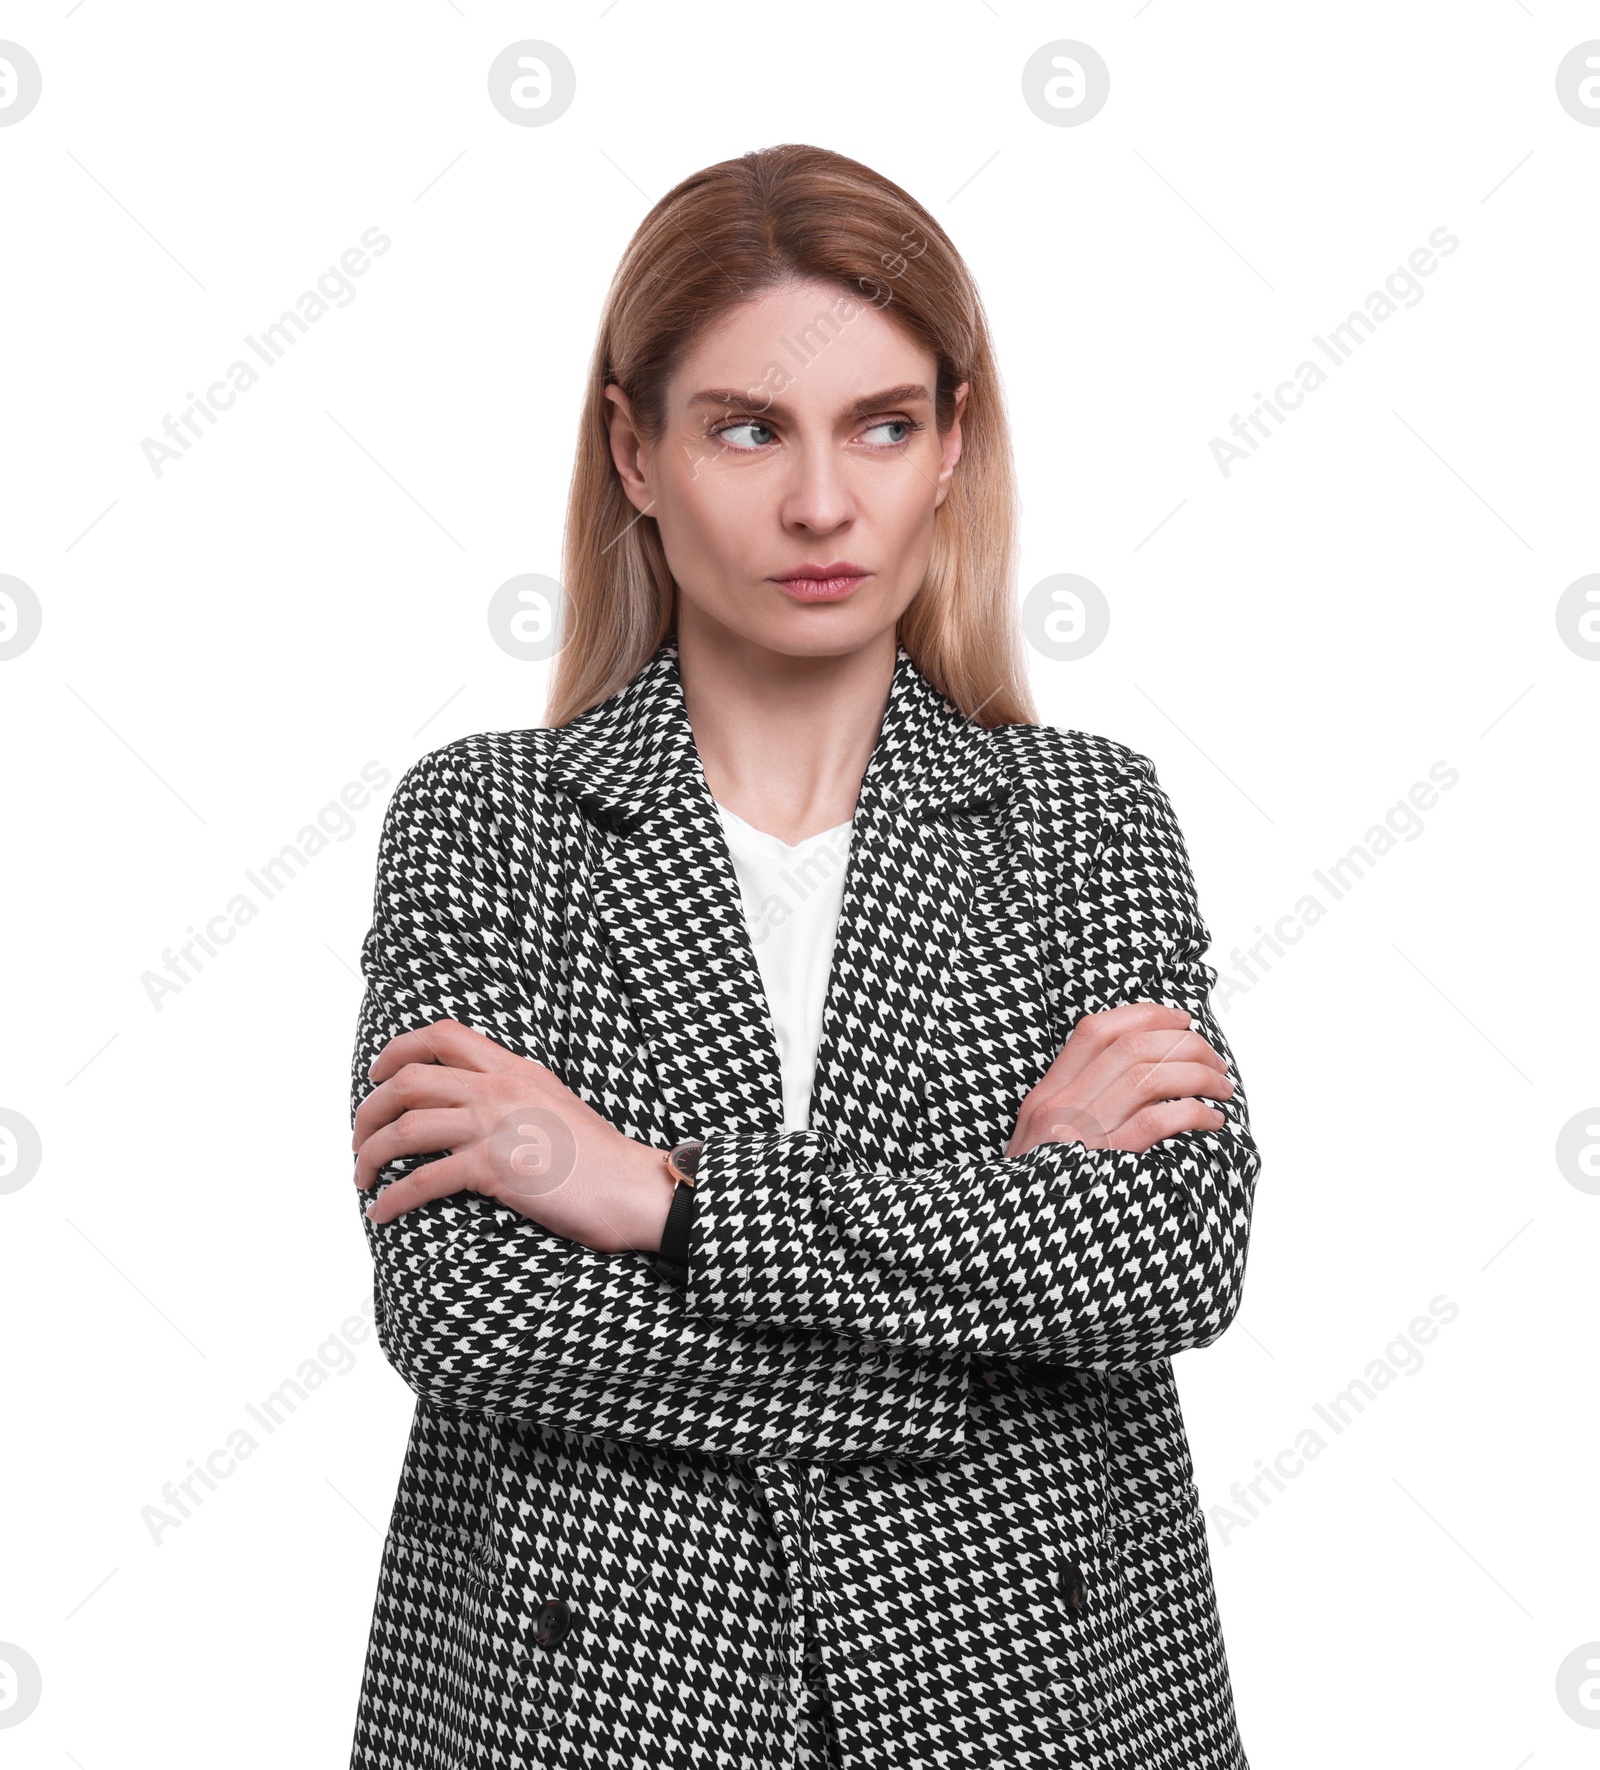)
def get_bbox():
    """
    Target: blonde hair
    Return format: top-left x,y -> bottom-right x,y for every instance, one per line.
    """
546,142 -> 1037,729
